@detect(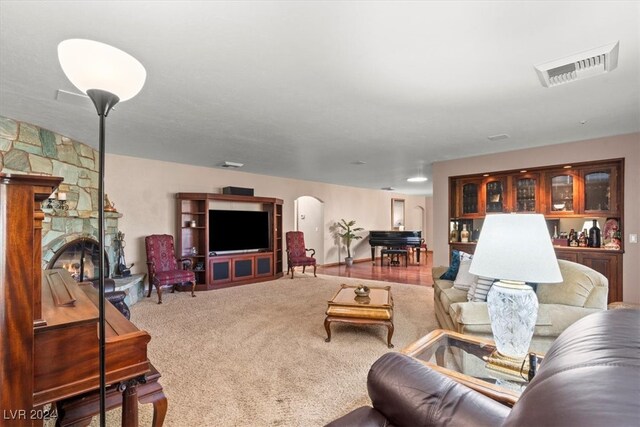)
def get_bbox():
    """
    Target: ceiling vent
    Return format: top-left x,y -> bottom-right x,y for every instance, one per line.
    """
220,161 -> 243,169
535,42 -> 619,88
487,134 -> 510,142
